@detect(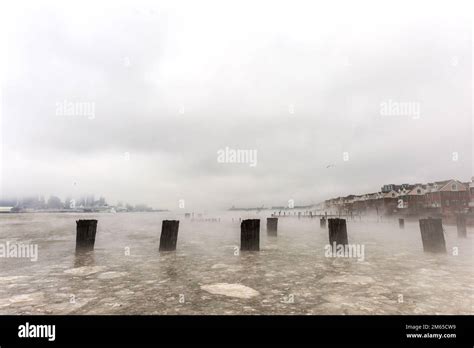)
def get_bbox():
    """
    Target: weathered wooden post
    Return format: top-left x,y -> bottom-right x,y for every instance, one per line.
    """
267,217 -> 278,236
419,218 -> 446,253
320,217 -> 326,228
241,219 -> 260,251
398,218 -> 405,229
456,215 -> 467,238
159,220 -> 179,251
76,219 -> 98,251
328,218 -> 348,247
